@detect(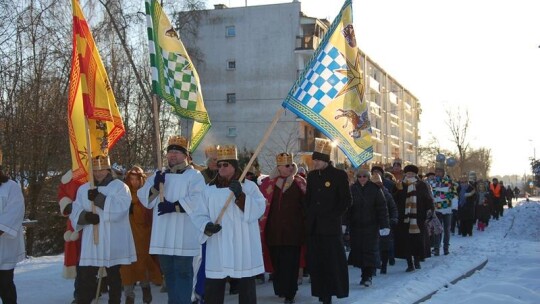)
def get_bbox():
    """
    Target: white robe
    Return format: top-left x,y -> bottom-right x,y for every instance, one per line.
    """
137,168 -> 205,256
70,179 -> 136,267
0,180 -> 25,270
191,180 -> 266,279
